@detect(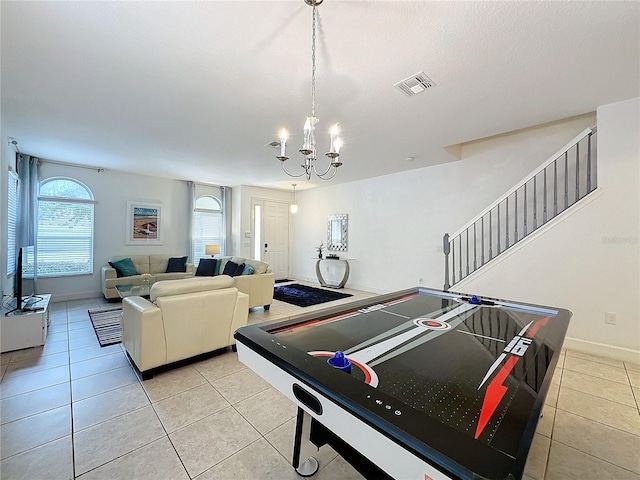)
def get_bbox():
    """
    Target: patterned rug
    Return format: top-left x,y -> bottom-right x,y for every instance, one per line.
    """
273,283 -> 352,307
88,307 -> 123,347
